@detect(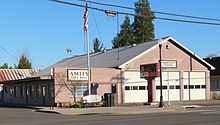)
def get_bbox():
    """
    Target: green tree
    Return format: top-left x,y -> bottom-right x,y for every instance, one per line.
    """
132,0 -> 155,43
112,15 -> 134,48
93,38 -> 104,53
0,63 -> 9,69
18,54 -> 32,69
